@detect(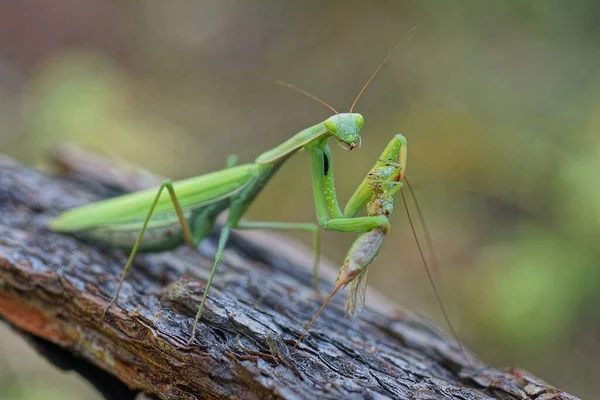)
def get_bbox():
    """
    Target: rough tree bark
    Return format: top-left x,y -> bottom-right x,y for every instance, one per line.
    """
0,147 -> 578,400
